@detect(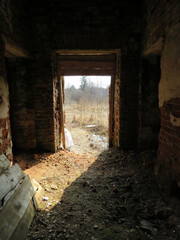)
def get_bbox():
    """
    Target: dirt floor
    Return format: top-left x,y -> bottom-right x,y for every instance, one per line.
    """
14,127 -> 180,240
